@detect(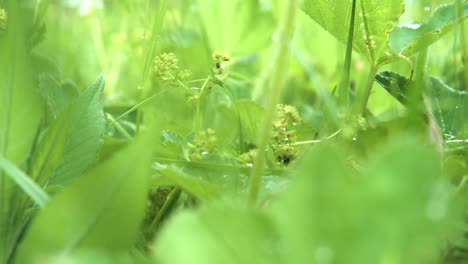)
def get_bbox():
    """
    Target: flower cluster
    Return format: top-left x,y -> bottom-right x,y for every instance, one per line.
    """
271,104 -> 301,165
153,52 -> 191,84
239,148 -> 257,165
212,51 -> 231,84
0,8 -> 7,31
187,128 -> 217,161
